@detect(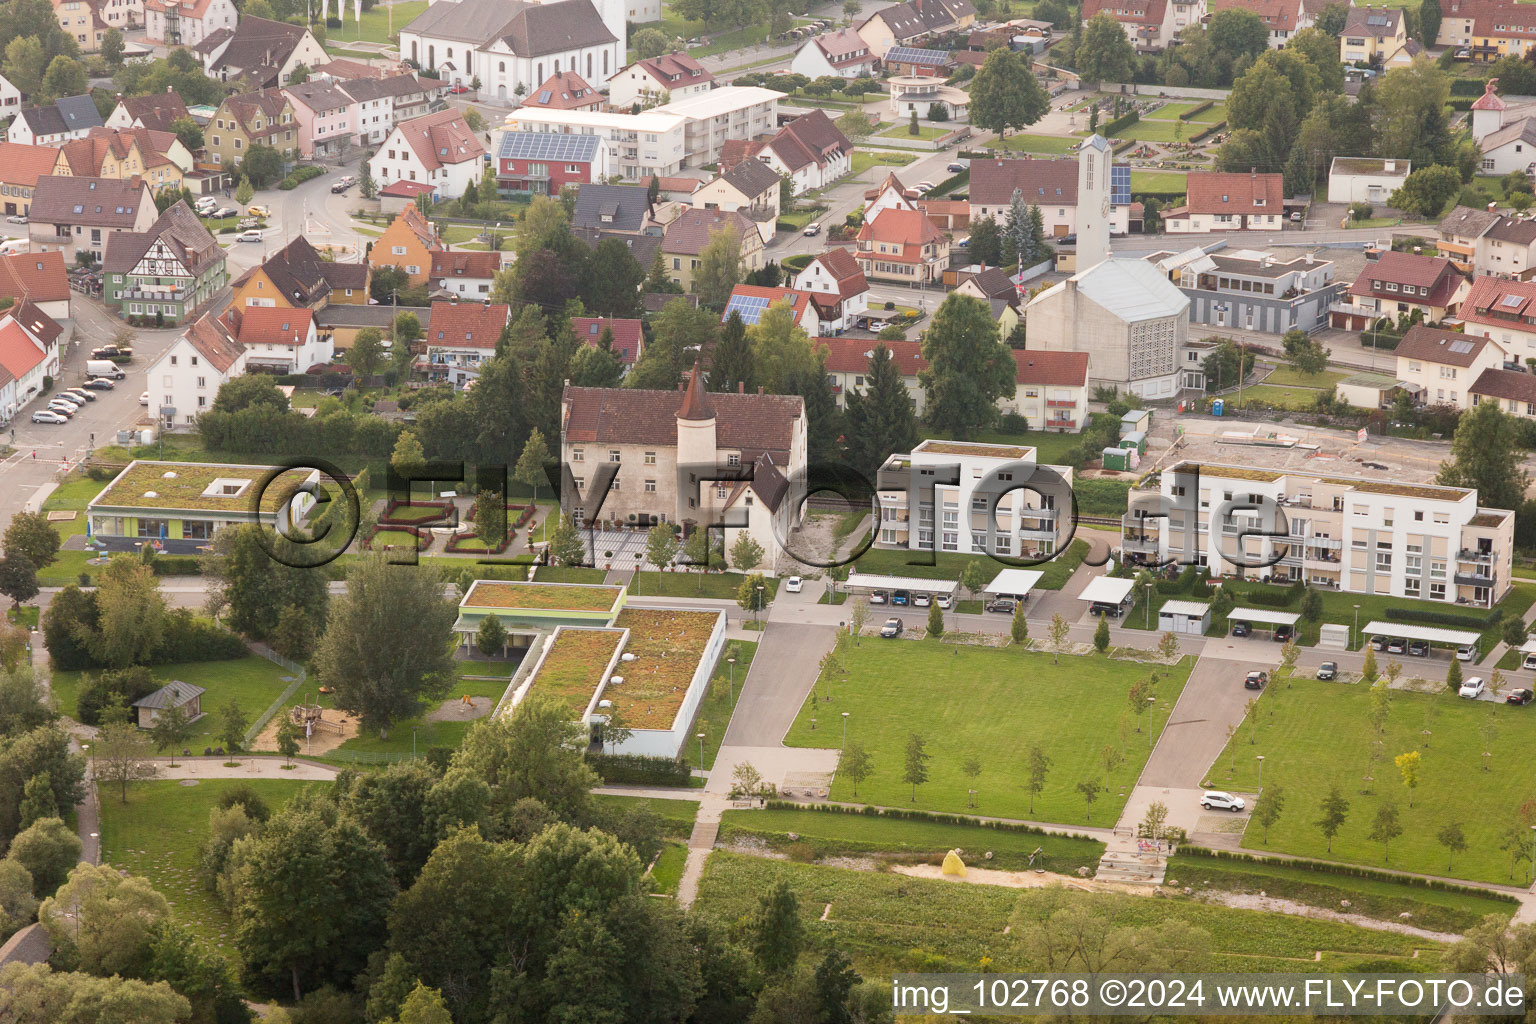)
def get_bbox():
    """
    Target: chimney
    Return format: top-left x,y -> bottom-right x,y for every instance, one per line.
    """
738,381 -> 744,394
1305,251 -> 1314,265
758,385 -> 765,394
1489,202 -> 1498,212
1383,159 -> 1395,173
